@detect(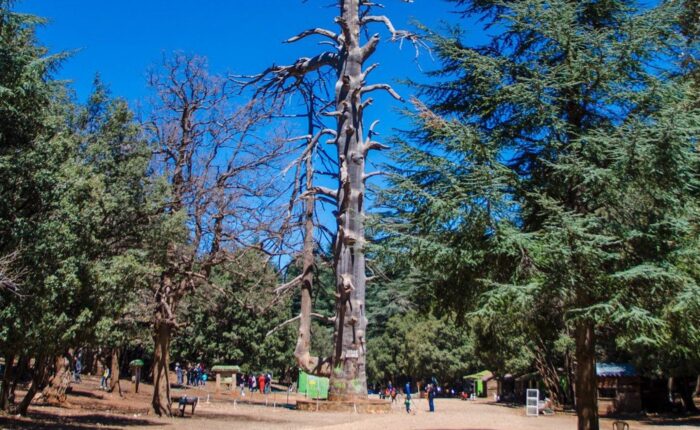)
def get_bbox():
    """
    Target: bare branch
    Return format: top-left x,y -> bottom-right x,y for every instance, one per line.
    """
266,312 -> 336,337
0,251 -> 22,296
304,186 -> 338,200
275,274 -> 304,295
362,141 -> 389,156
362,63 -> 379,81
286,28 -> 339,44
361,83 -> 403,101
363,171 -> 387,181
368,119 -> 380,137
246,52 -> 339,96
